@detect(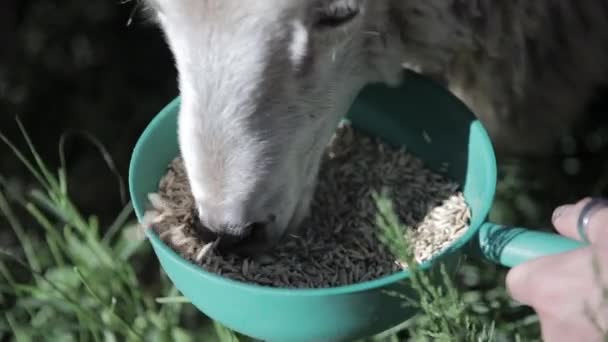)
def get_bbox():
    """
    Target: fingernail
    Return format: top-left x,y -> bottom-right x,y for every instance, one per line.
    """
552,205 -> 571,222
